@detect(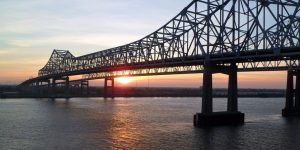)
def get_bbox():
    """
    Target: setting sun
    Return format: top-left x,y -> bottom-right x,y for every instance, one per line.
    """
116,77 -> 135,84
